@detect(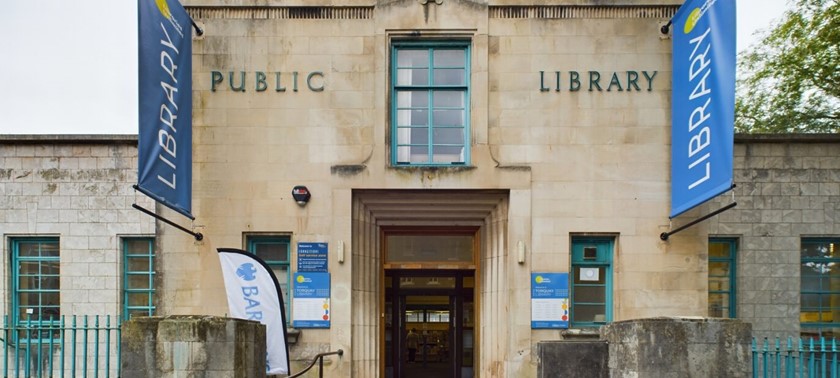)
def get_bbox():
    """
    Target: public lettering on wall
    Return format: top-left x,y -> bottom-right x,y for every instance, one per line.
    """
210,71 -> 325,92
538,70 -> 658,92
